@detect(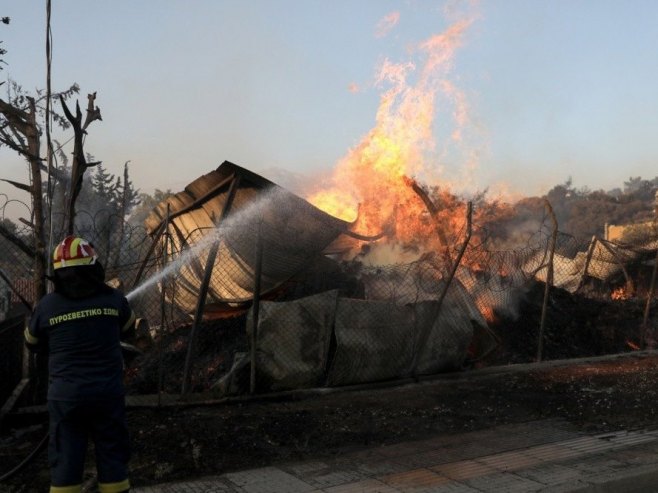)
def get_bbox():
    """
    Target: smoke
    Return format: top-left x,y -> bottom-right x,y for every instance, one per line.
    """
355,242 -> 425,267
374,12 -> 400,39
